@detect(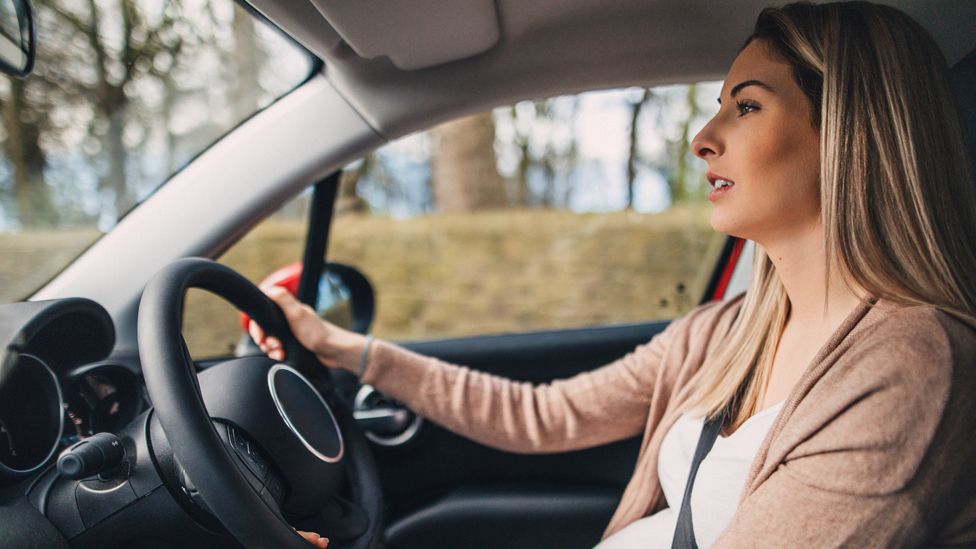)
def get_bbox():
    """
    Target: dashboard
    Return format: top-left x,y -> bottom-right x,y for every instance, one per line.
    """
0,295 -> 310,548
0,298 -> 129,484
0,354 -> 145,480
0,298 -> 221,548
0,294 -> 351,548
